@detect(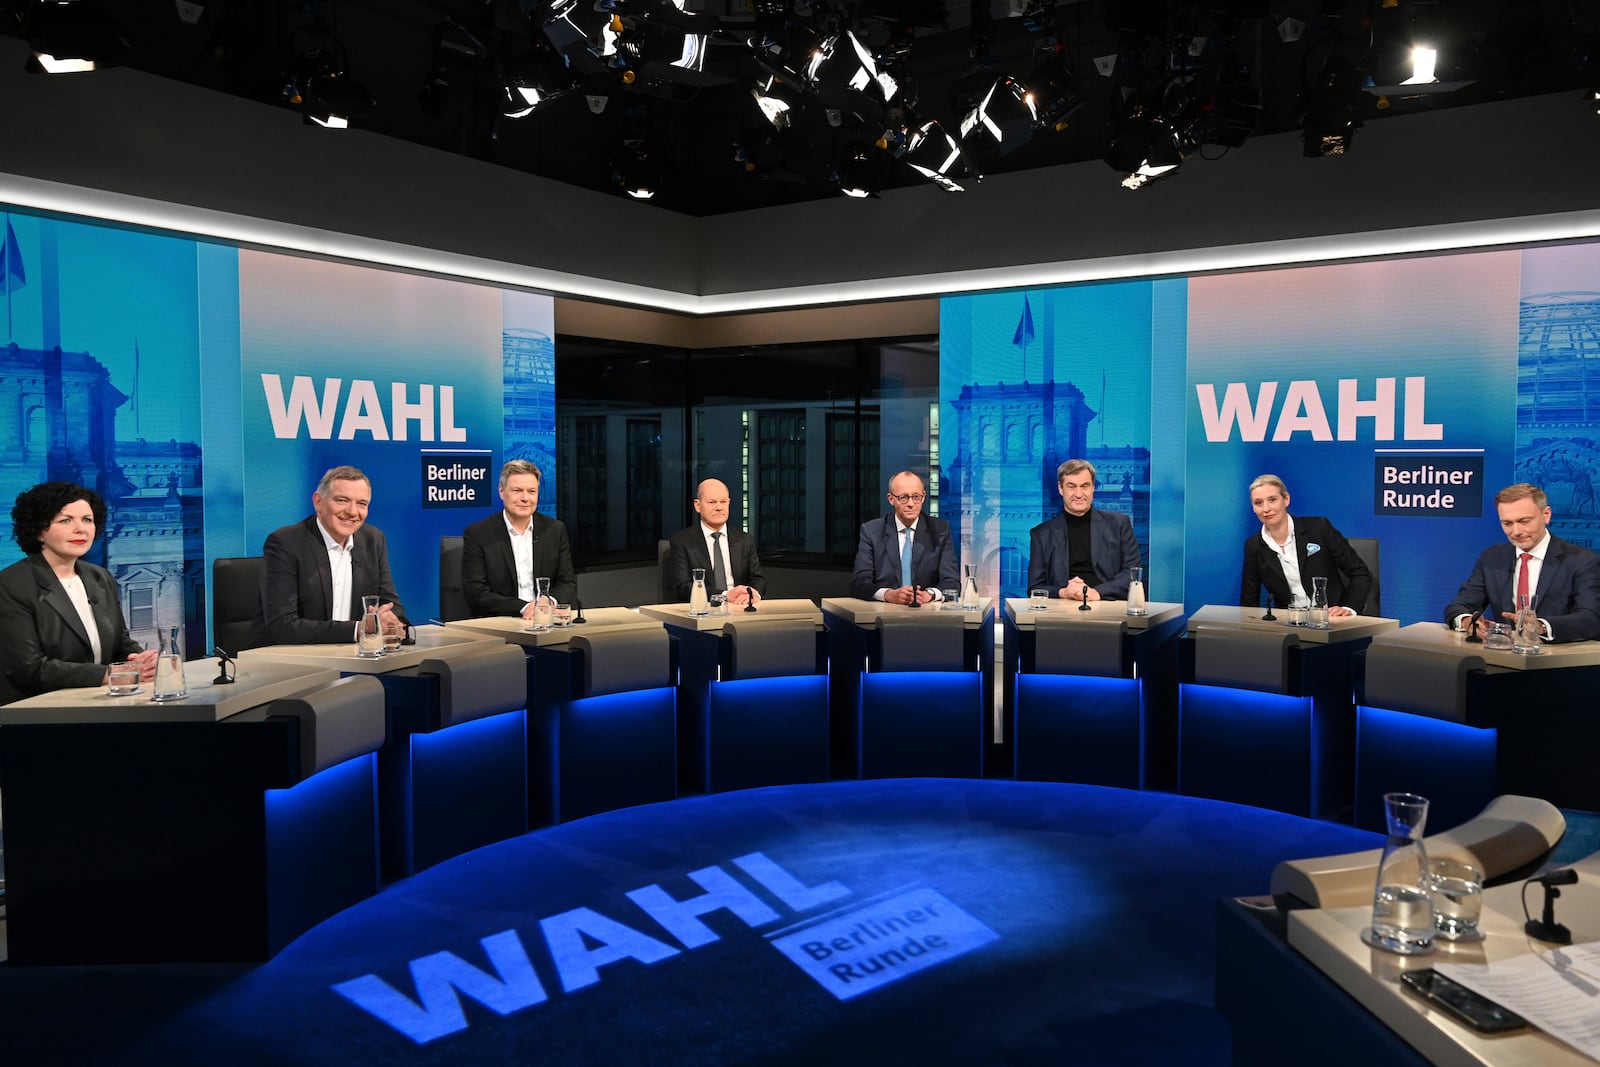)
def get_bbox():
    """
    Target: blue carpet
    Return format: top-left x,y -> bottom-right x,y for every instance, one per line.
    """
98,780 -> 1380,1066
